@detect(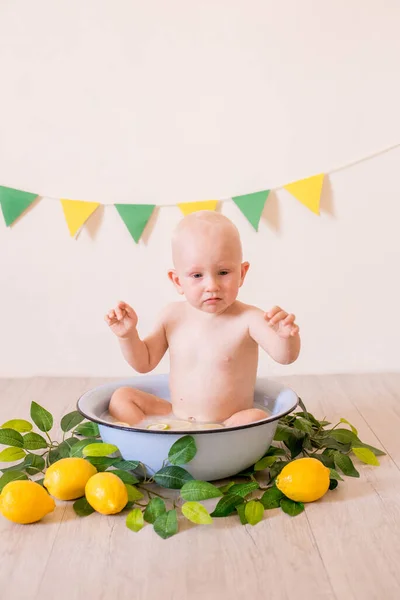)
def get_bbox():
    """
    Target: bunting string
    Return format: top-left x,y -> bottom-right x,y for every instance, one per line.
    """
0,142 -> 399,242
